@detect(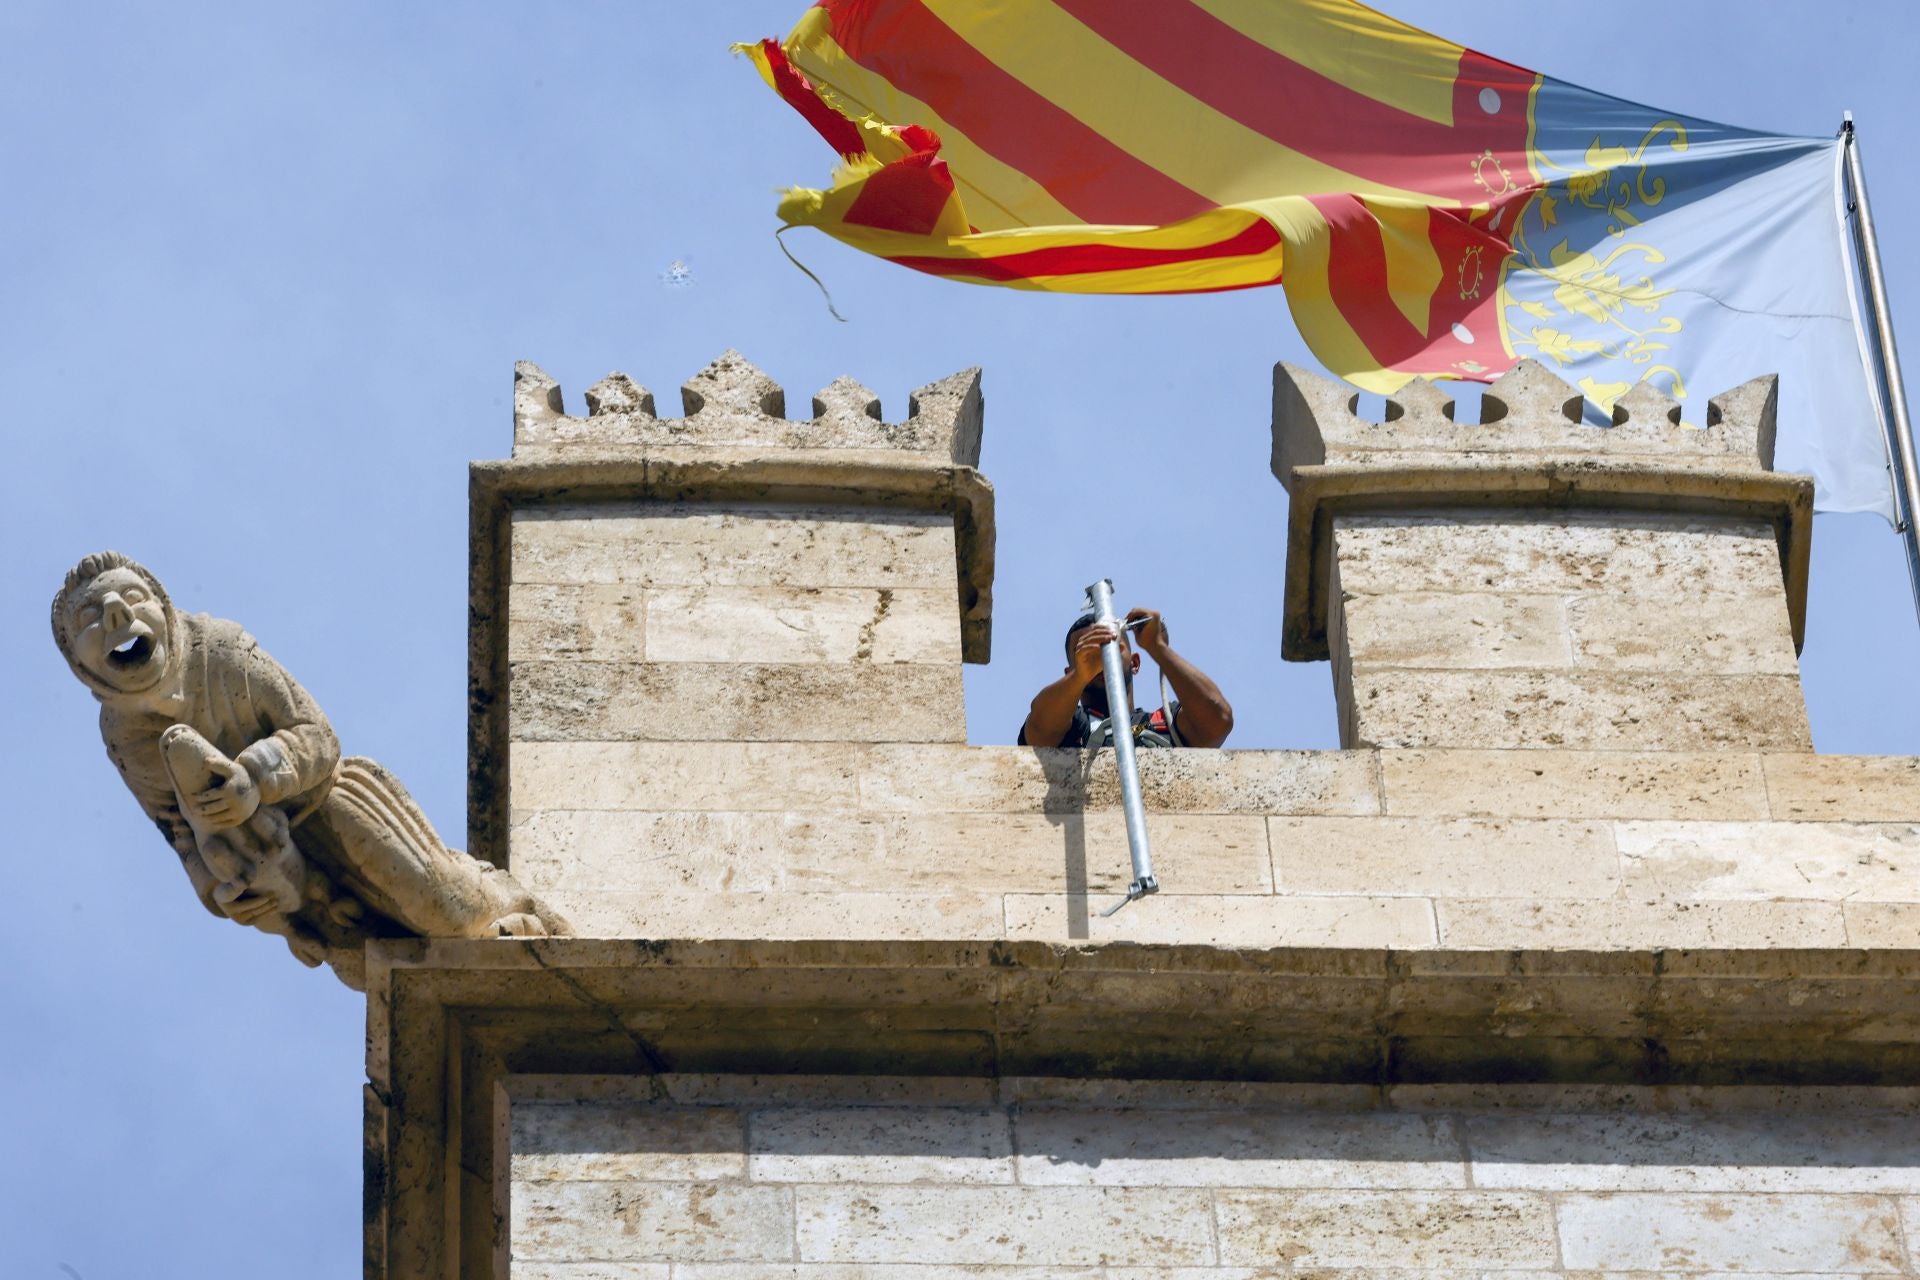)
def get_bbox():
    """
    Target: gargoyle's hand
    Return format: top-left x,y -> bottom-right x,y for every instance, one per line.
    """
189,755 -> 261,829
213,881 -> 282,927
